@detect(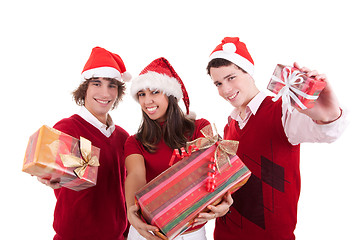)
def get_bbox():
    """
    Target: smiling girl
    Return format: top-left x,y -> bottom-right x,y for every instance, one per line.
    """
124,57 -> 233,240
